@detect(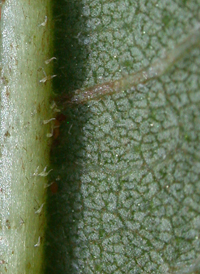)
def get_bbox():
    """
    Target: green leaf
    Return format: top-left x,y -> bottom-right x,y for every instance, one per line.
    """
47,1 -> 200,273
